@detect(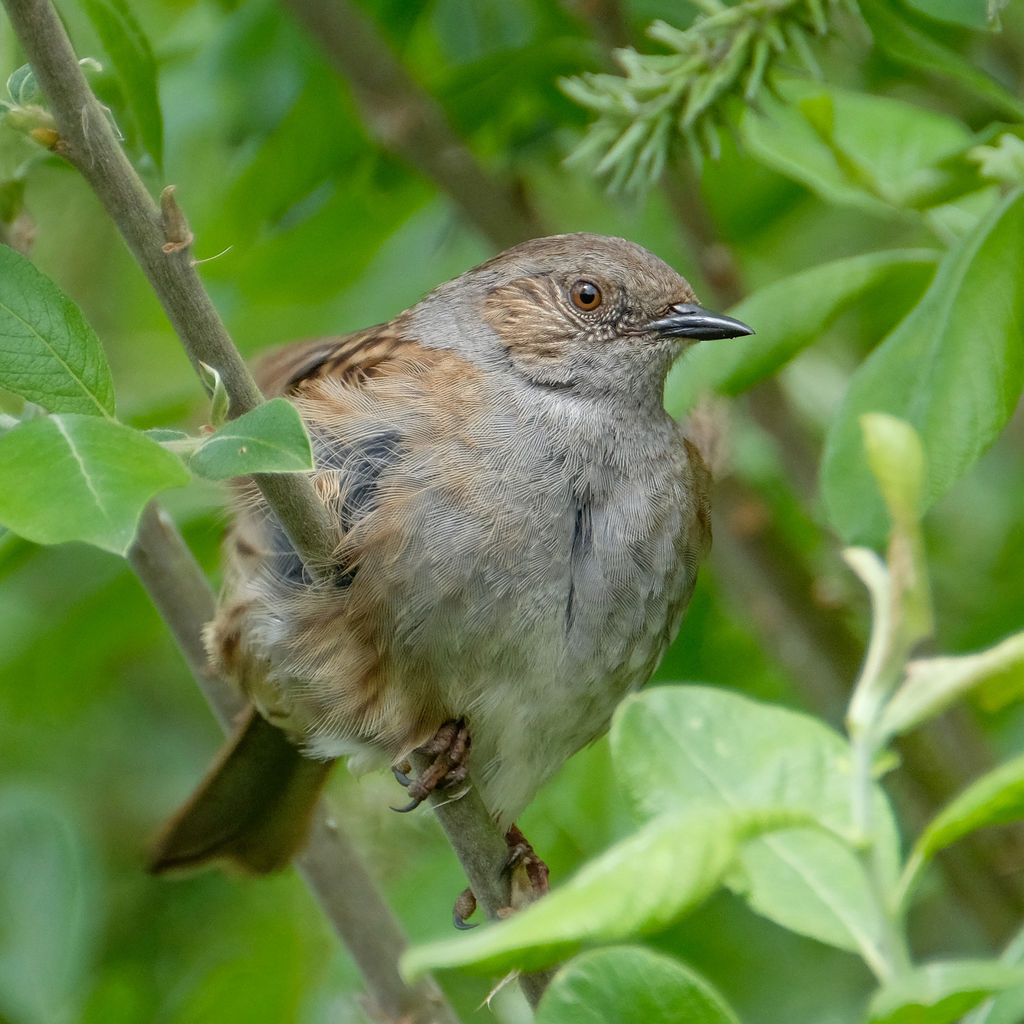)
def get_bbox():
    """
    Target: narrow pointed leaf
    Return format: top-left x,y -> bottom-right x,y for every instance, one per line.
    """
83,0 -> 163,169
902,749 -> 1024,905
859,0 -> 1024,120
